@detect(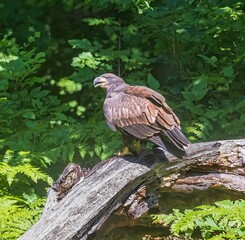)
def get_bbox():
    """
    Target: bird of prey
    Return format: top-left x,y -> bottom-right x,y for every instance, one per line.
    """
93,73 -> 190,157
